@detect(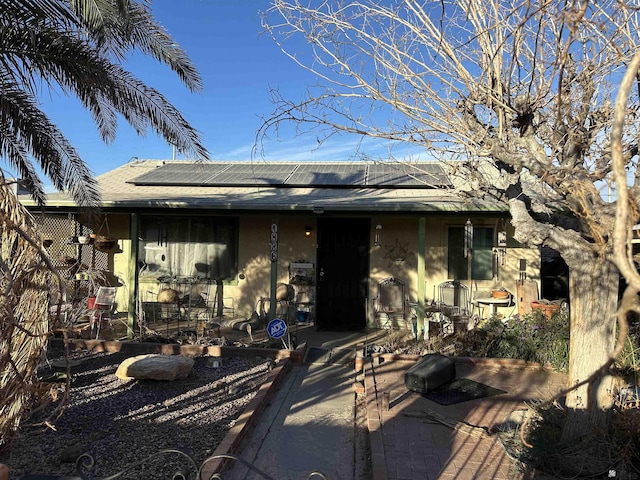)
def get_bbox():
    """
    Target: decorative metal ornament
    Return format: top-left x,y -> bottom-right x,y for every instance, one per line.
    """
383,239 -> 412,266
374,224 -> 382,246
464,219 -> 473,259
